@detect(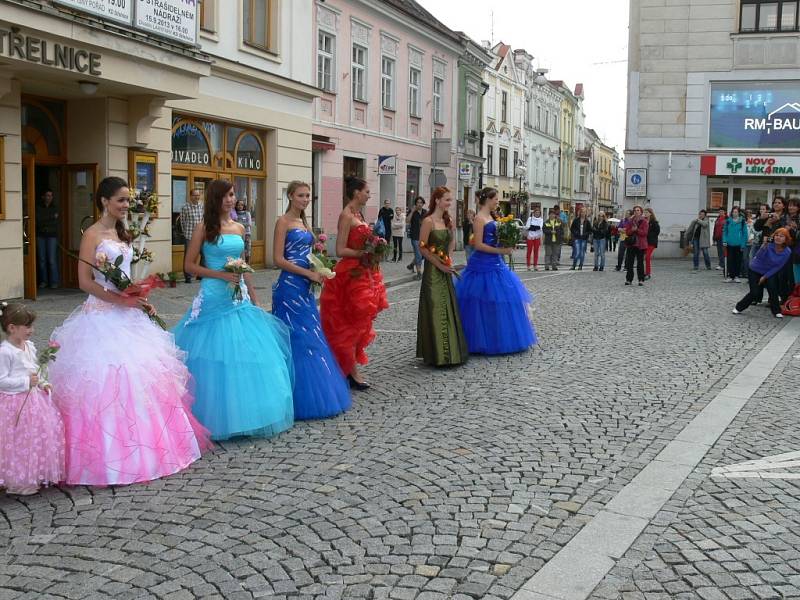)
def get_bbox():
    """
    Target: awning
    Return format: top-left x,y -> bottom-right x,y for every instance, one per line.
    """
312,139 -> 335,151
